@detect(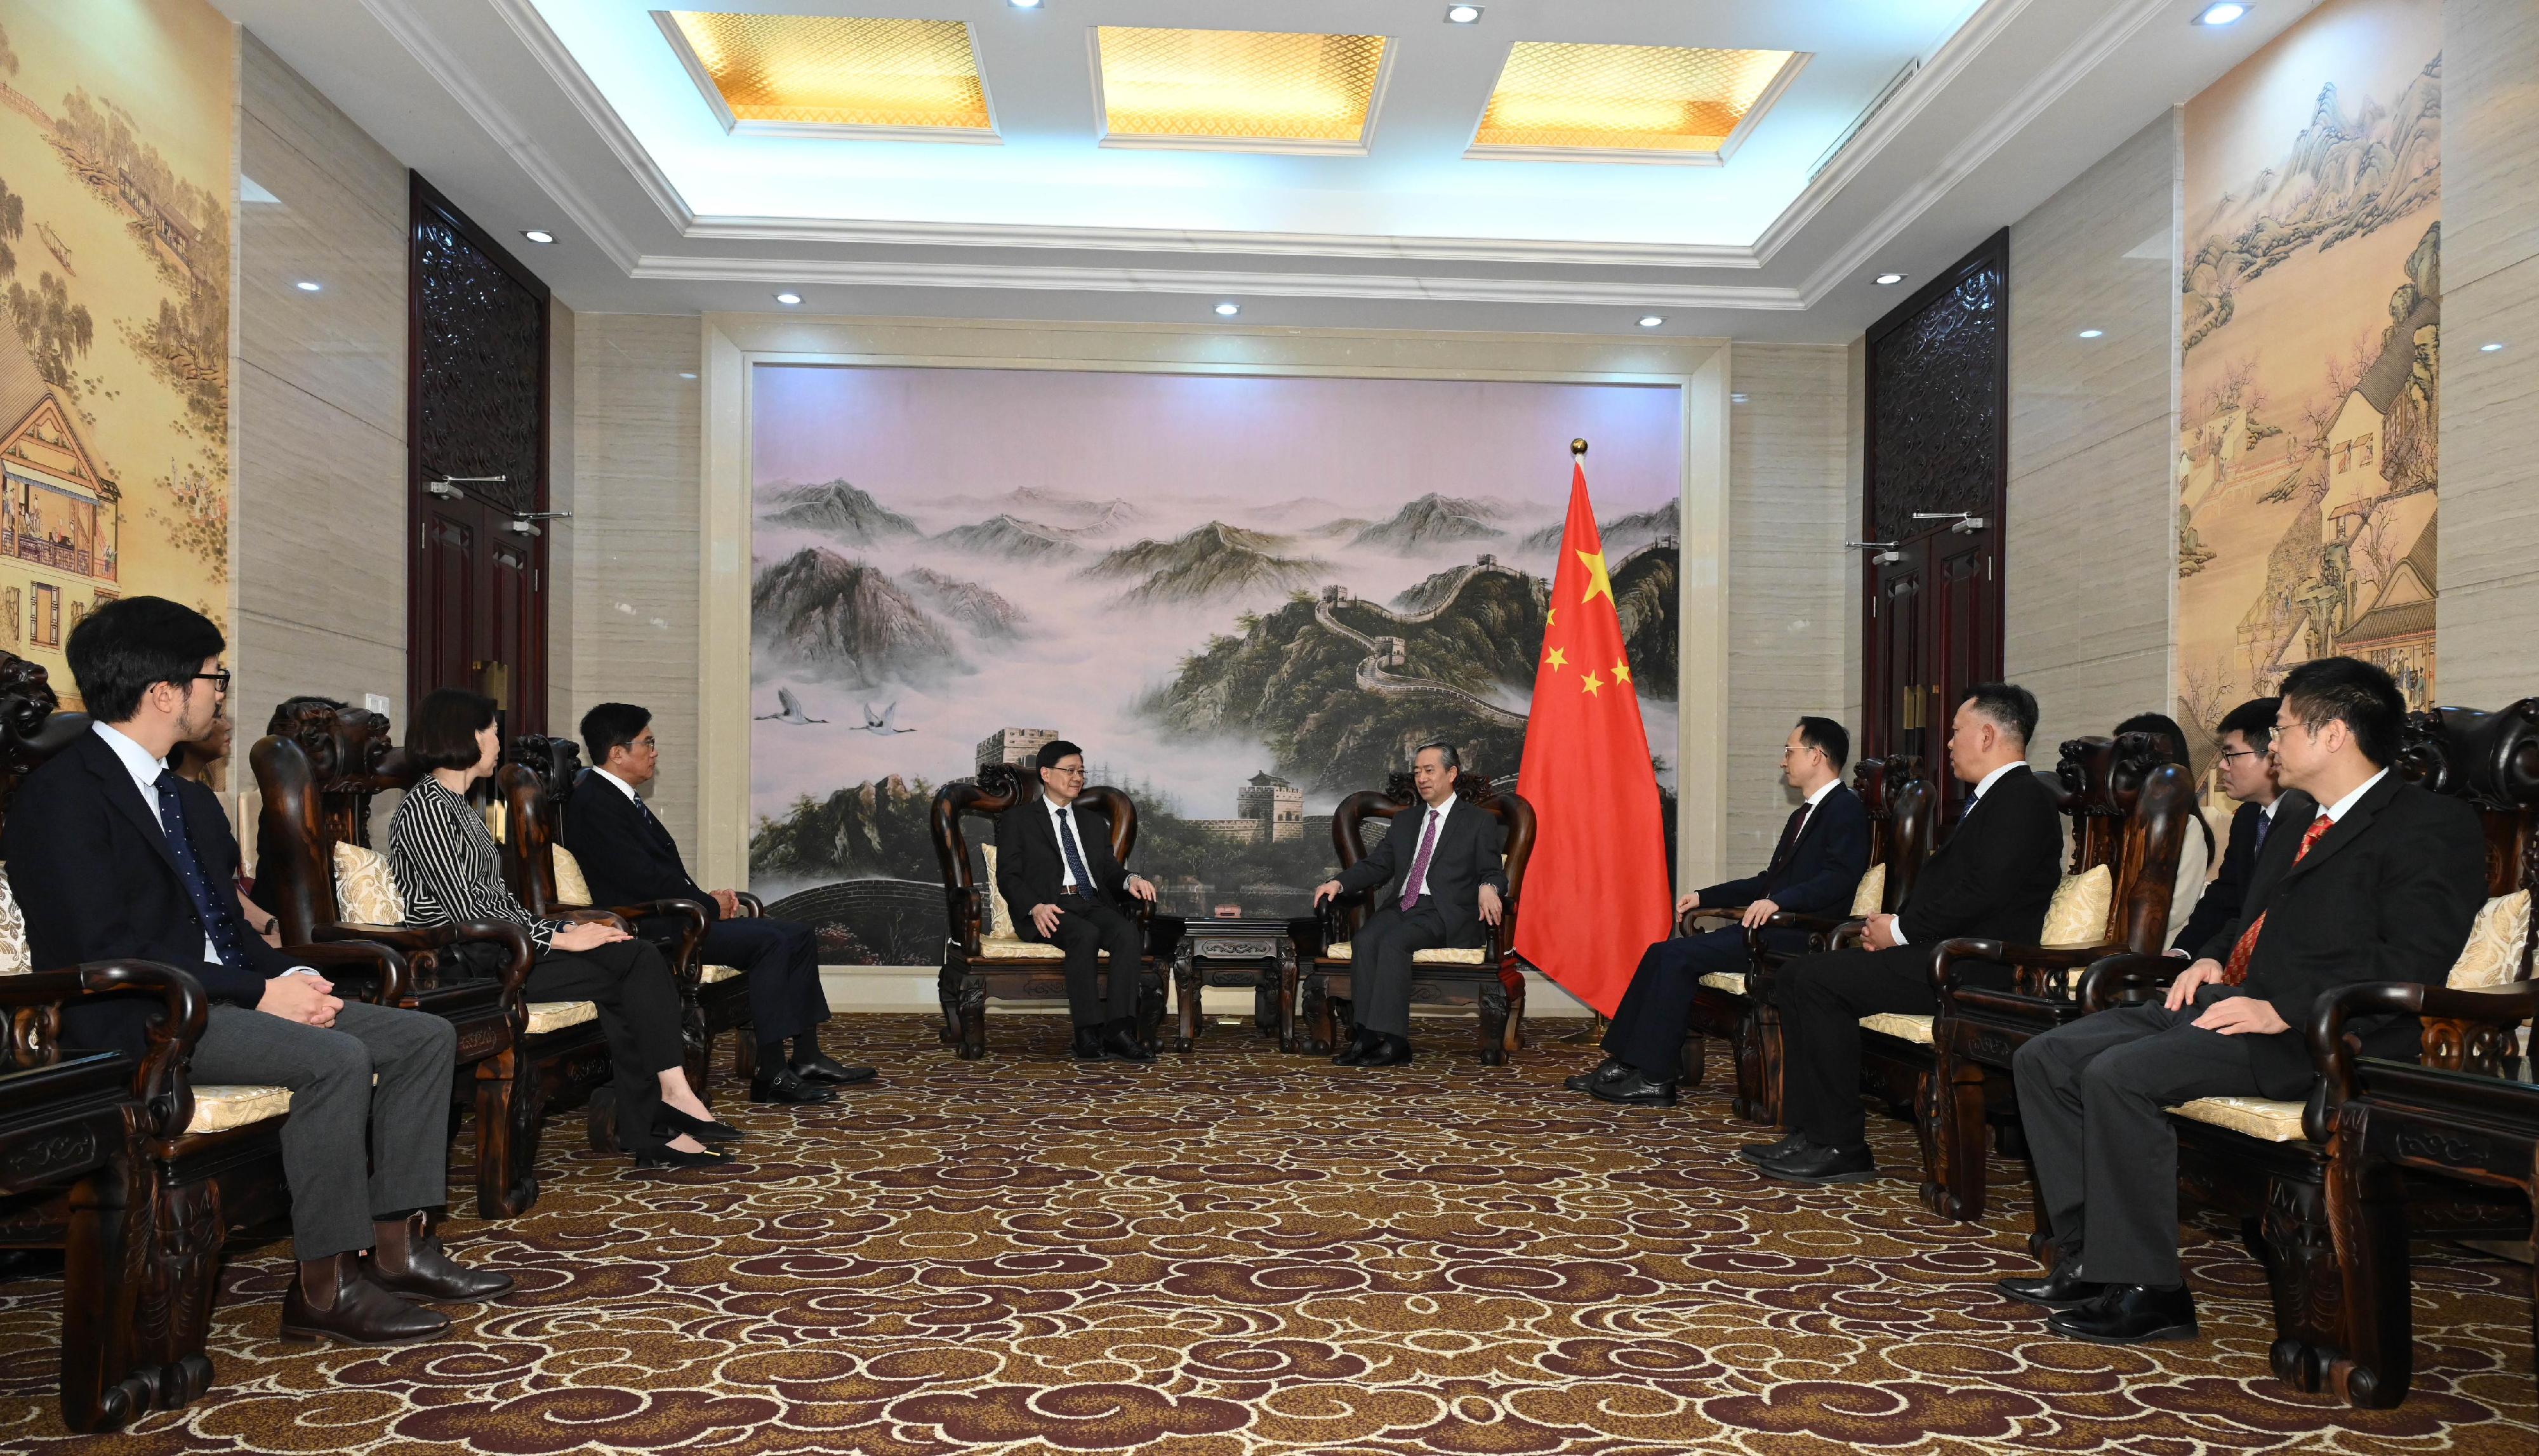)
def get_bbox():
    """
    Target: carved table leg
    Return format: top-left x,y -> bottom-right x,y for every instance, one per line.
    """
1275,949 -> 1299,1054
1172,944 -> 1199,1054
1254,966 -> 1280,1037
2323,1101 -> 2413,1410
1138,966 -> 1168,1054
